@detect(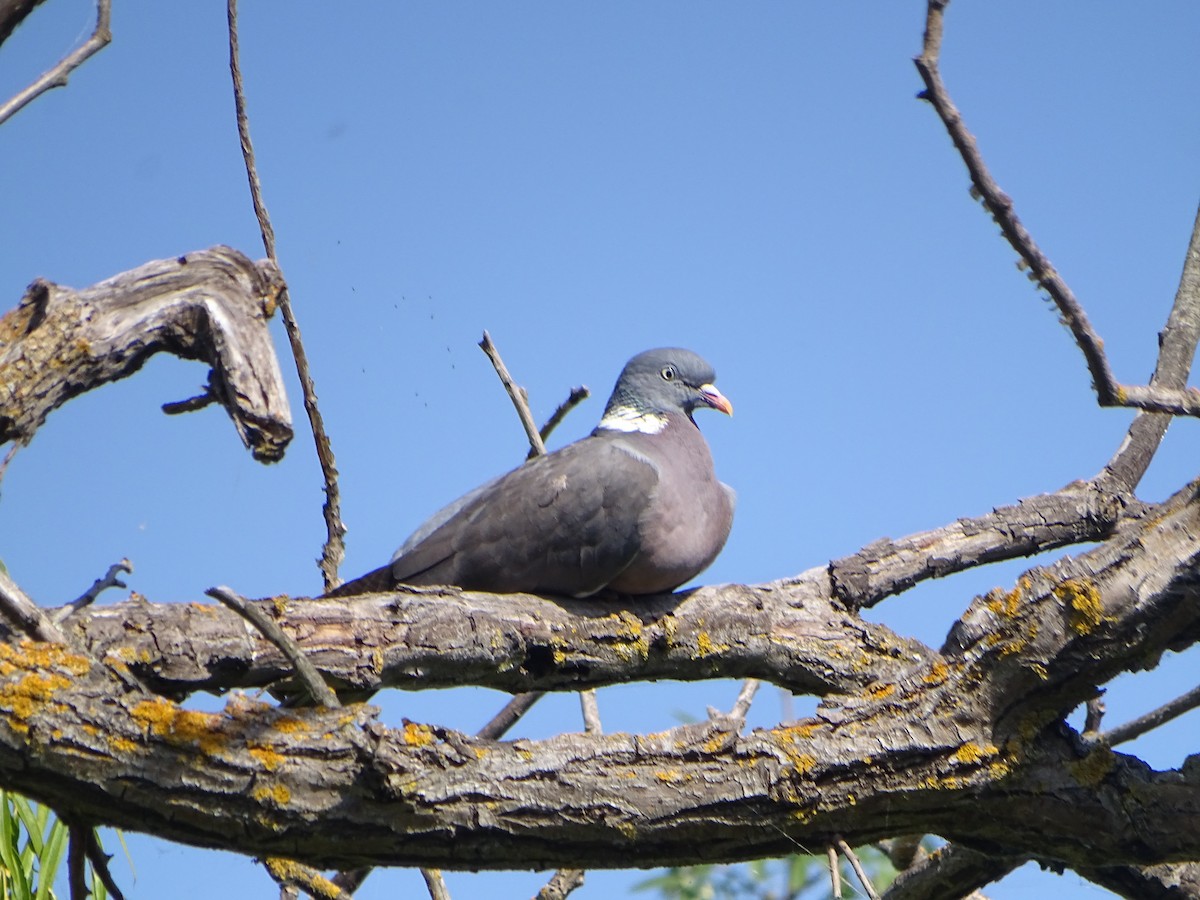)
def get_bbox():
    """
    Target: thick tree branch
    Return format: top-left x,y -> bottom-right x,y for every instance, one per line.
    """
69,578 -> 934,699
881,844 -> 1021,900
0,246 -> 293,462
